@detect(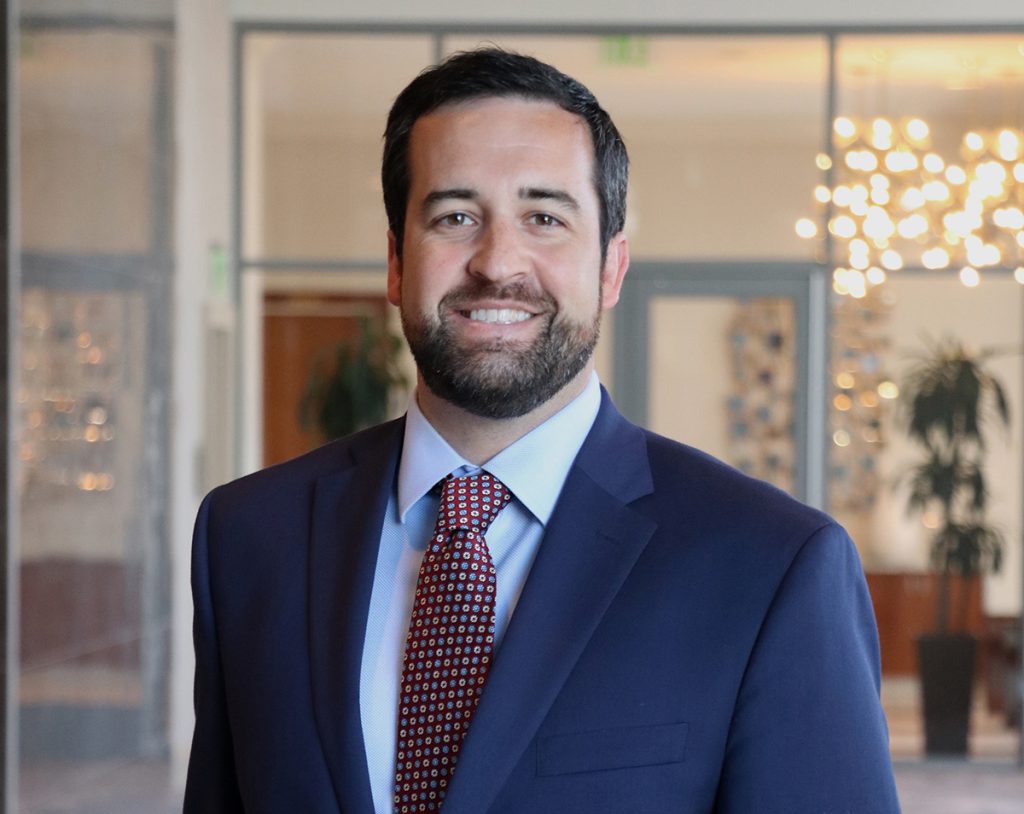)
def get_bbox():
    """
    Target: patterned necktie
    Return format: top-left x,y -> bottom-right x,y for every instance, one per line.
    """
393,472 -> 512,813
